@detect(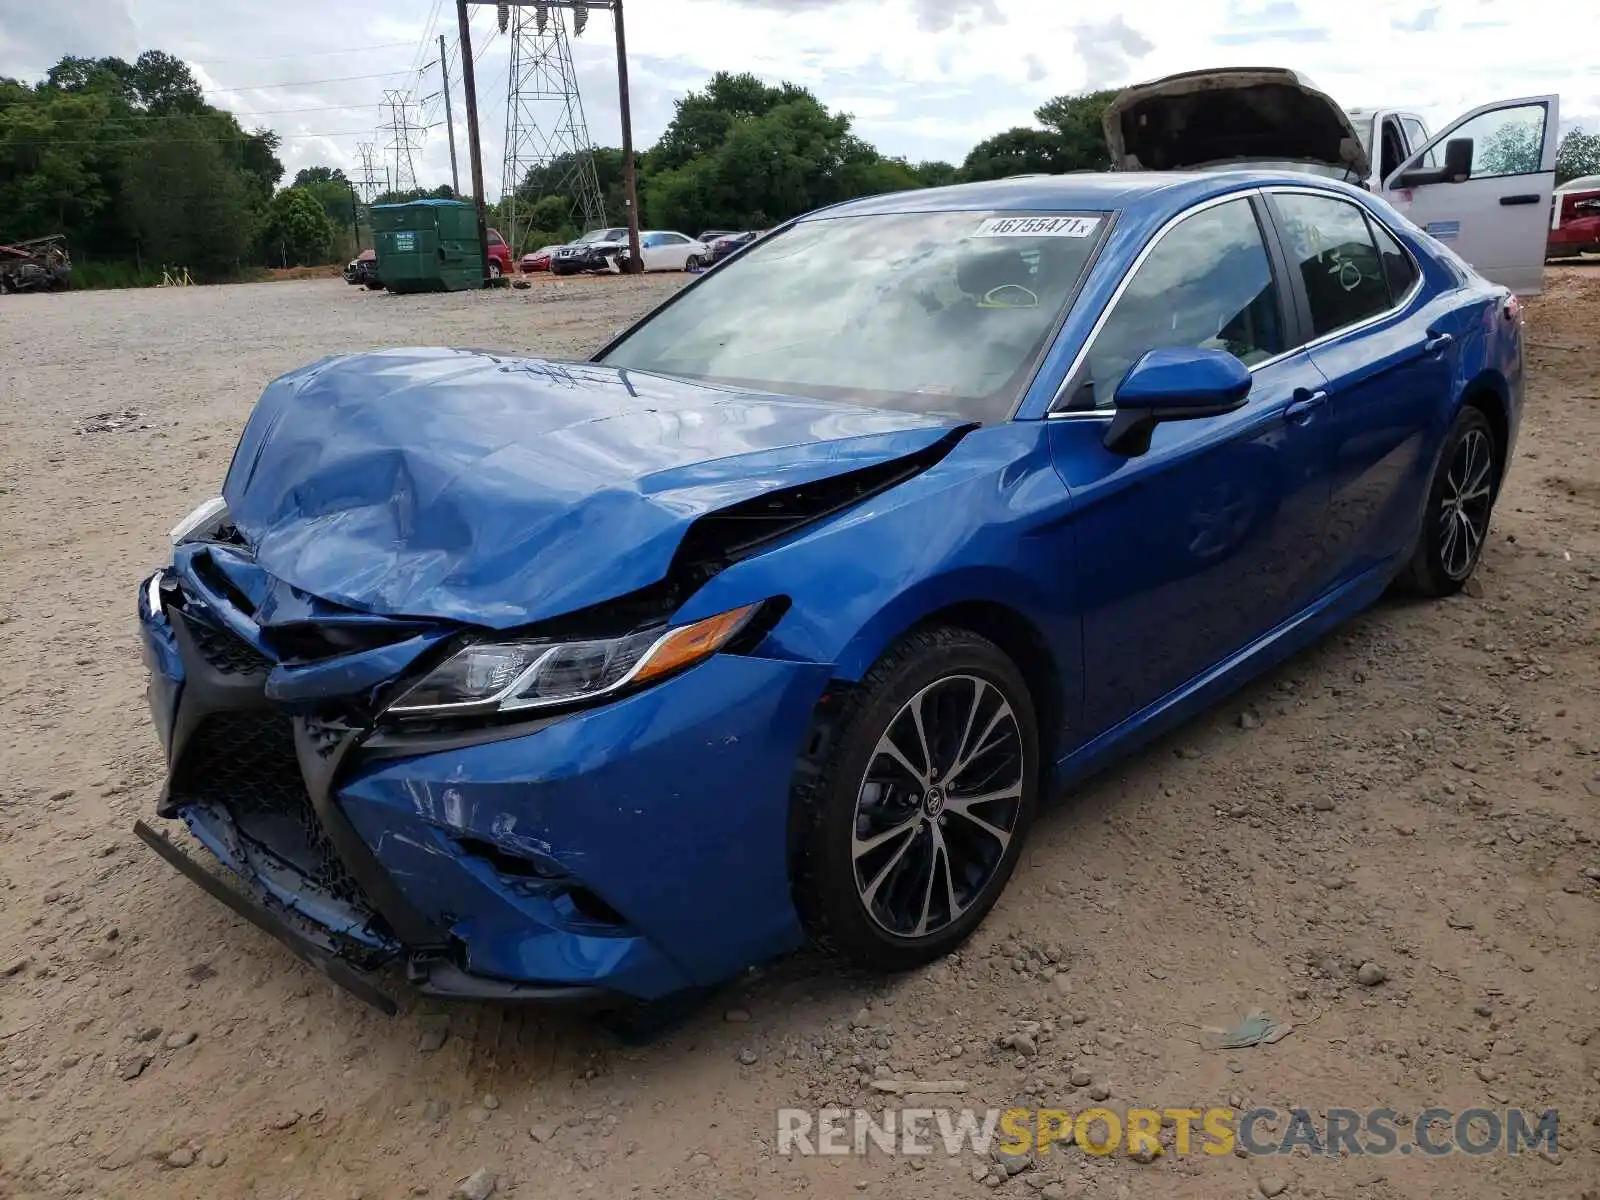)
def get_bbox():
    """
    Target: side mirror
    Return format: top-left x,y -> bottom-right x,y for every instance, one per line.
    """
1104,347 -> 1252,456
1395,136 -> 1474,188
